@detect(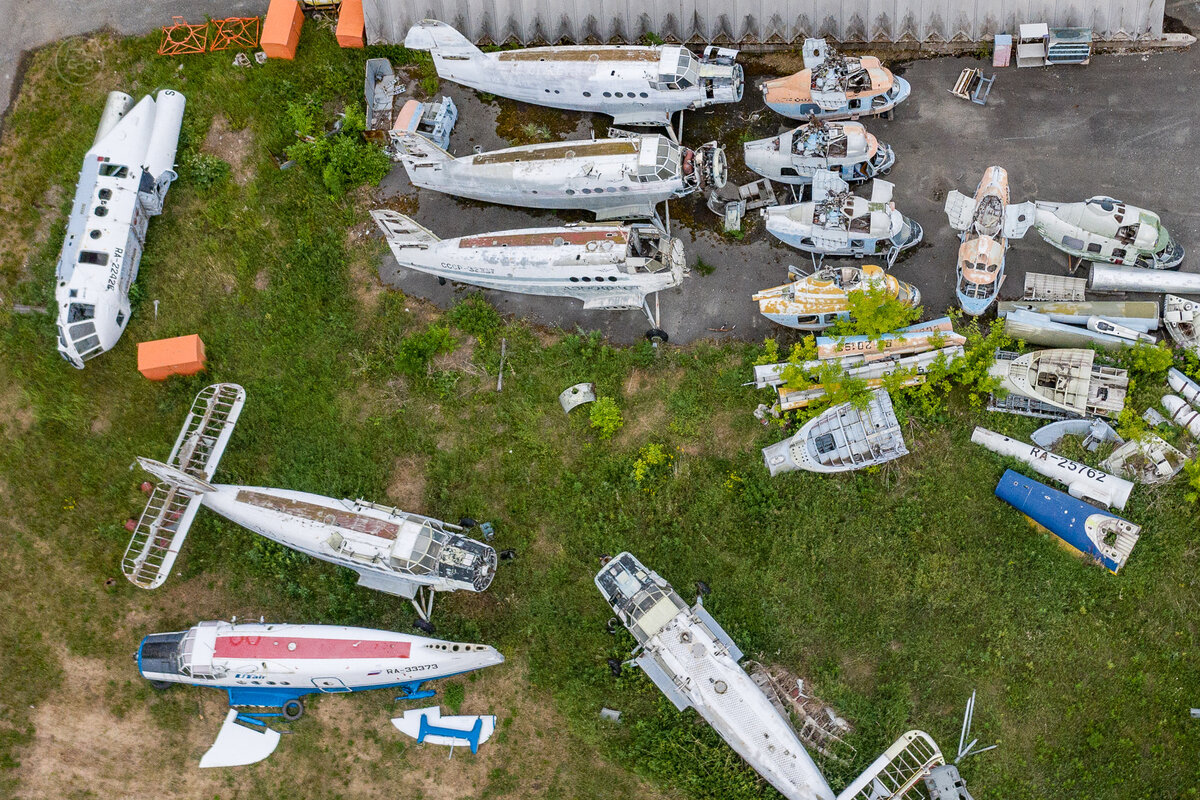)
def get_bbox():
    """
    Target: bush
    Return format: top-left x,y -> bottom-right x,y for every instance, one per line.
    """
285,98 -> 391,197
828,283 -> 921,340
394,325 -> 458,377
181,152 -> 230,189
632,442 -> 673,491
448,295 -> 502,343
589,396 -> 623,440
